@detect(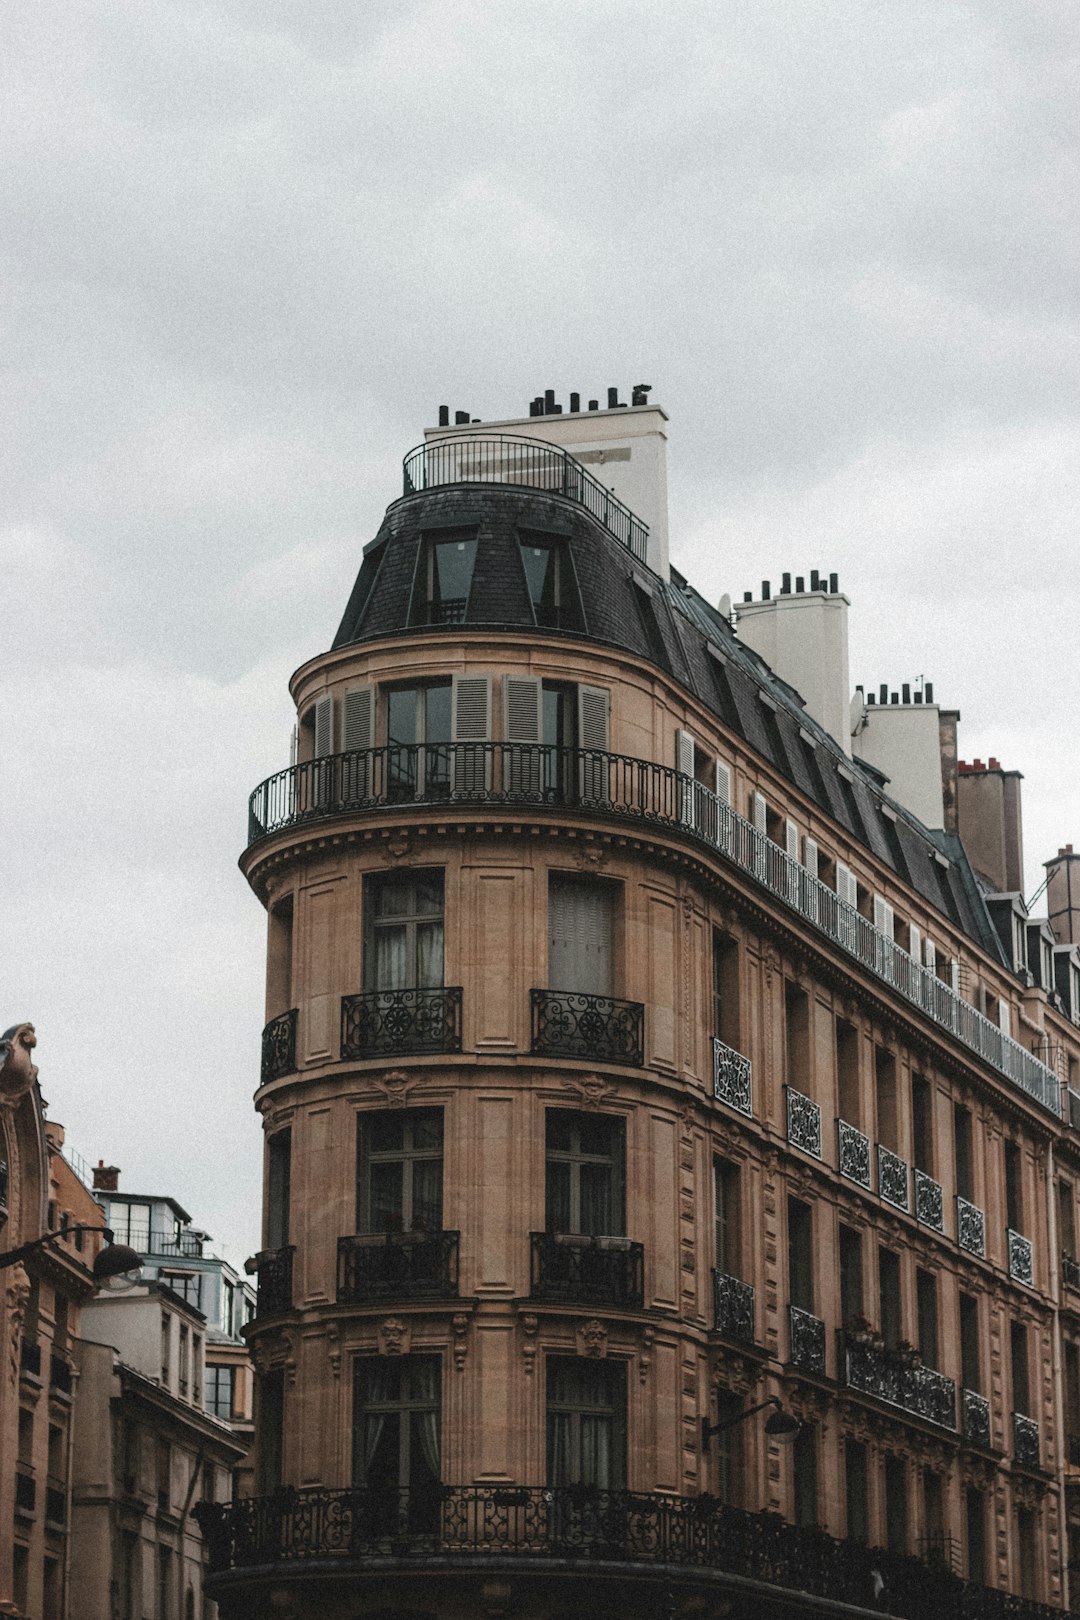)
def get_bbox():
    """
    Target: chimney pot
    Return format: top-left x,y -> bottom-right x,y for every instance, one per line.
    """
795,575 -> 805,593
544,389 -> 556,414
454,410 -> 469,424
867,692 -> 876,704
989,757 -> 1000,771
781,572 -> 791,594
762,580 -> 771,601
879,684 -> 888,704
588,399 -> 599,410
438,405 -> 449,427
743,591 -> 752,602
810,569 -> 820,591
902,683 -> 911,704
569,392 -> 580,413
925,681 -> 934,703
891,691 -> 899,704
829,572 -> 839,592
